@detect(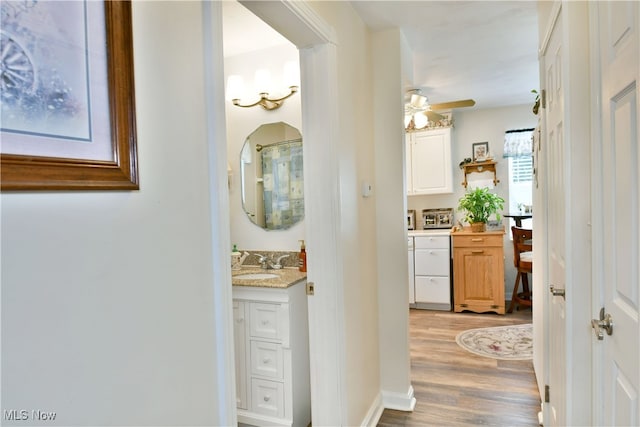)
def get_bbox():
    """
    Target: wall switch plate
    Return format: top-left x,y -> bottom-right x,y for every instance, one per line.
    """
361,181 -> 373,197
